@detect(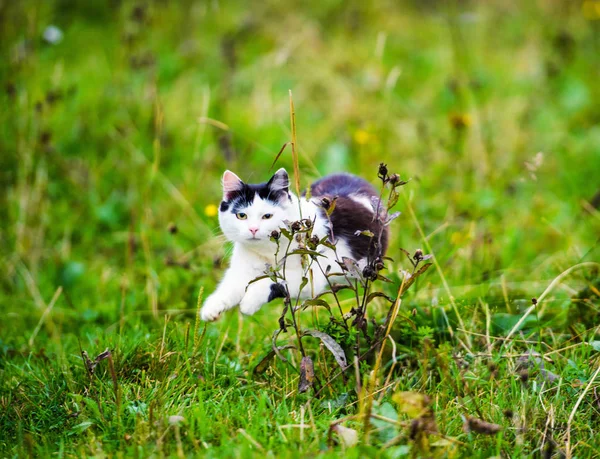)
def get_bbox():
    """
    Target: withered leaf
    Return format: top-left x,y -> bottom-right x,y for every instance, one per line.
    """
298,356 -> 315,393
340,257 -> 363,281
399,263 -> 433,294
331,424 -> 358,448
464,416 -> 501,435
365,291 -> 395,305
304,330 -> 347,369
